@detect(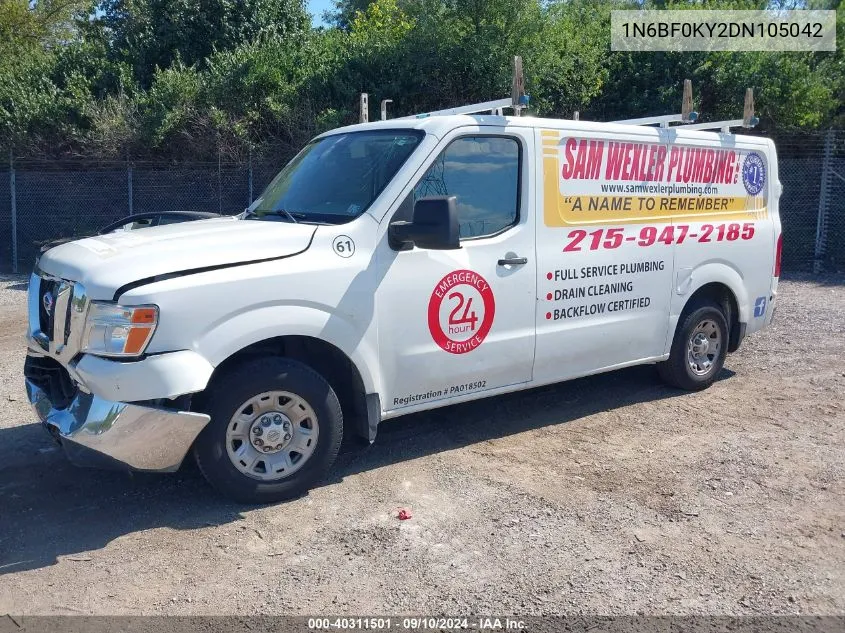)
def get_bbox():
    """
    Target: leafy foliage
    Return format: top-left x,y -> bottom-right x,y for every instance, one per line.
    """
0,0 -> 93,55
99,0 -> 310,87
0,0 -> 841,159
